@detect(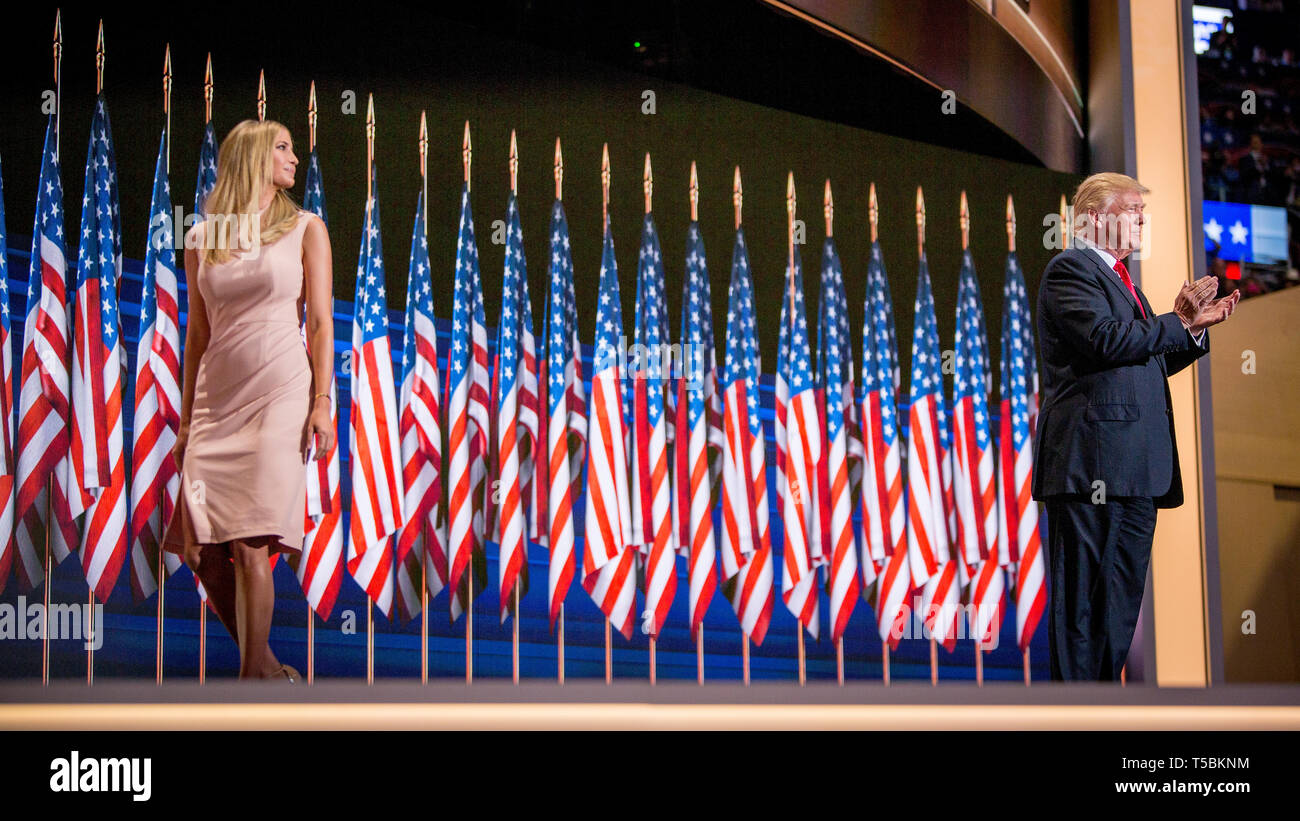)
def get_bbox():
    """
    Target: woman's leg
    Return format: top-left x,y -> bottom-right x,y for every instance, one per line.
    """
189,542 -> 281,675
230,537 -> 279,678
191,543 -> 238,641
